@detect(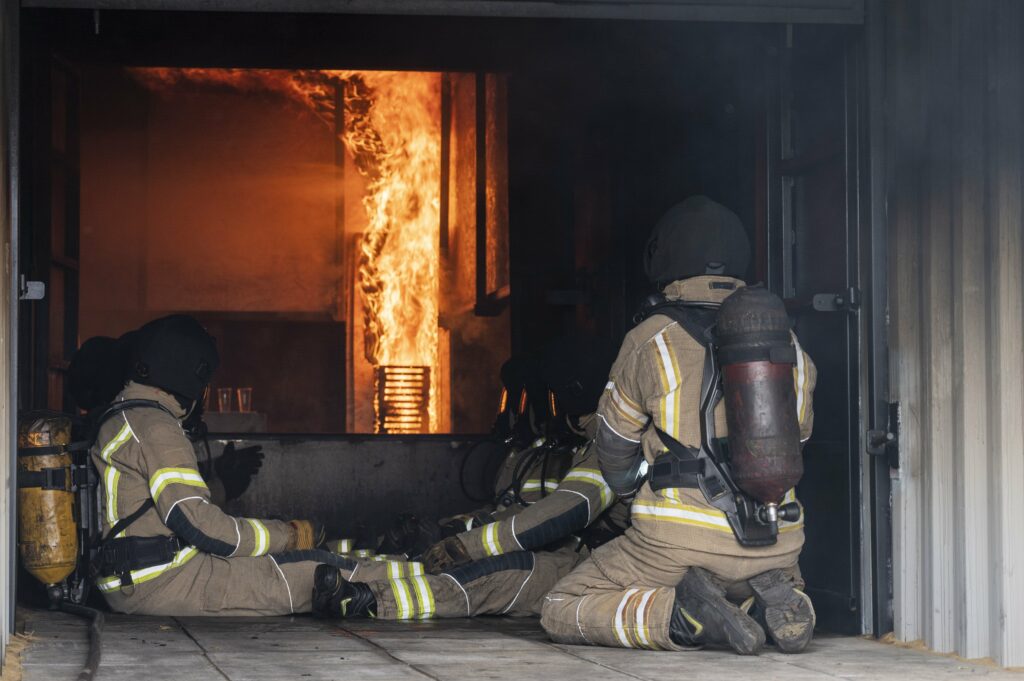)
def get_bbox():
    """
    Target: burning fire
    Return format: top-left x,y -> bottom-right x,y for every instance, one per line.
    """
133,68 -> 442,432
